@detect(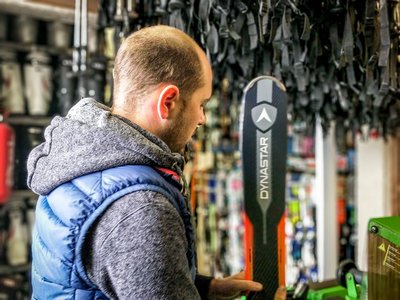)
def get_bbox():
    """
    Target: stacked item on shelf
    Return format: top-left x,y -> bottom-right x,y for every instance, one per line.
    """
187,87 -> 245,278
286,128 -> 317,286
0,12 -> 68,117
191,152 -> 245,278
337,132 -> 356,262
0,196 -> 34,299
0,8 -> 103,298
0,11 -> 107,118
